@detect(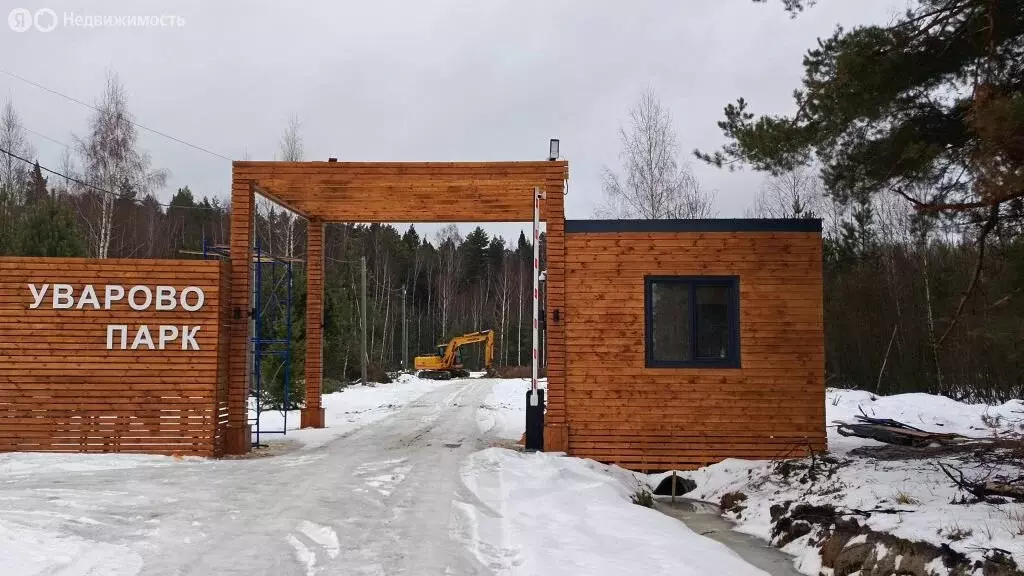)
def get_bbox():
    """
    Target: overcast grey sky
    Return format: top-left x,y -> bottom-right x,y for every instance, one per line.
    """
1,0 -> 906,241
